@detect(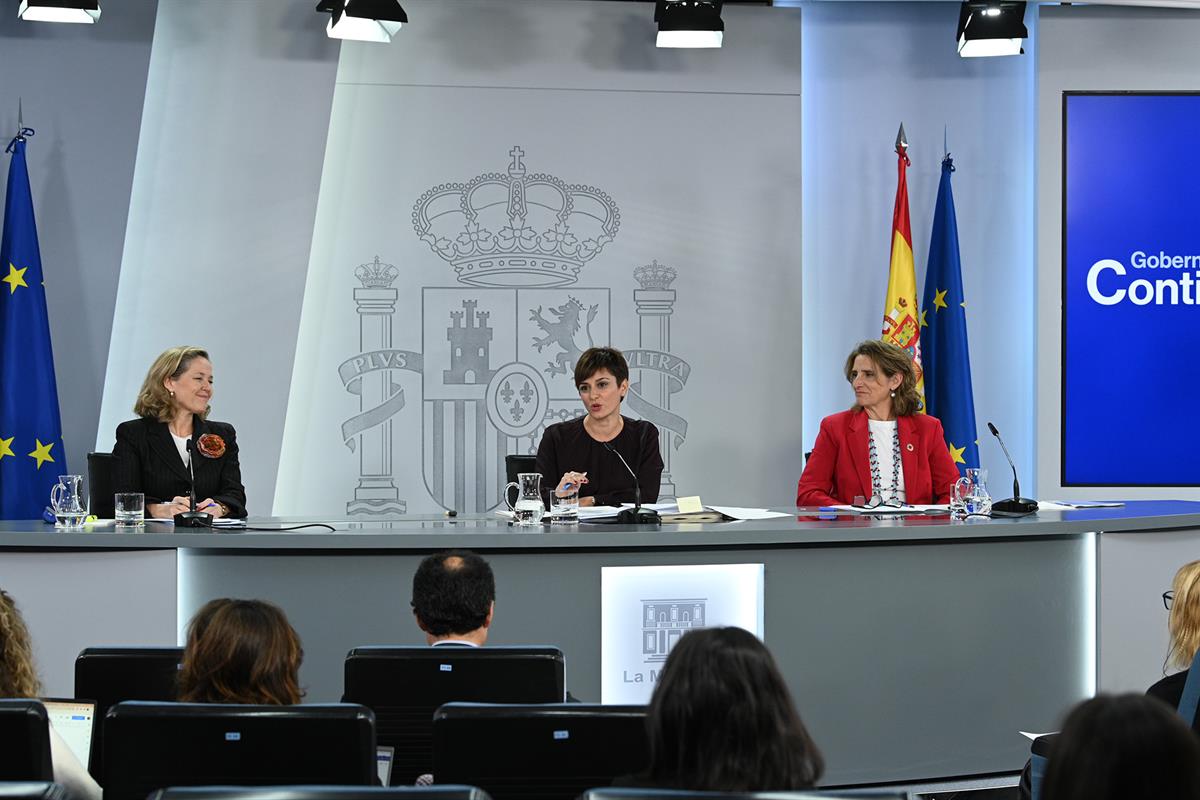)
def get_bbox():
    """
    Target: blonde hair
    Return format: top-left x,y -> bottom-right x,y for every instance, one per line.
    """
0,588 -> 42,698
134,346 -> 211,421
1168,560 -> 1200,671
843,340 -> 922,417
